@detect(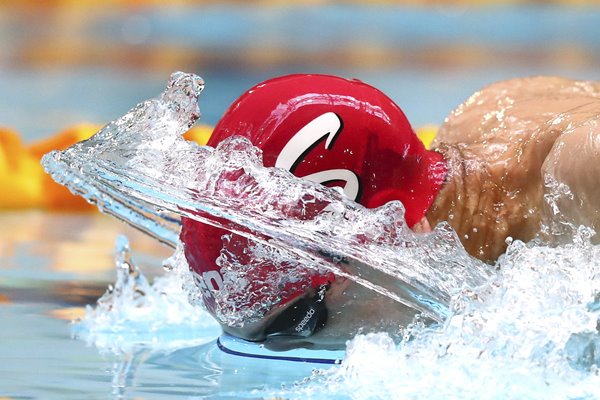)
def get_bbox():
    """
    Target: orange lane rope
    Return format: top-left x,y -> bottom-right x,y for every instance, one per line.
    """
0,124 -> 434,211
0,124 -> 213,211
